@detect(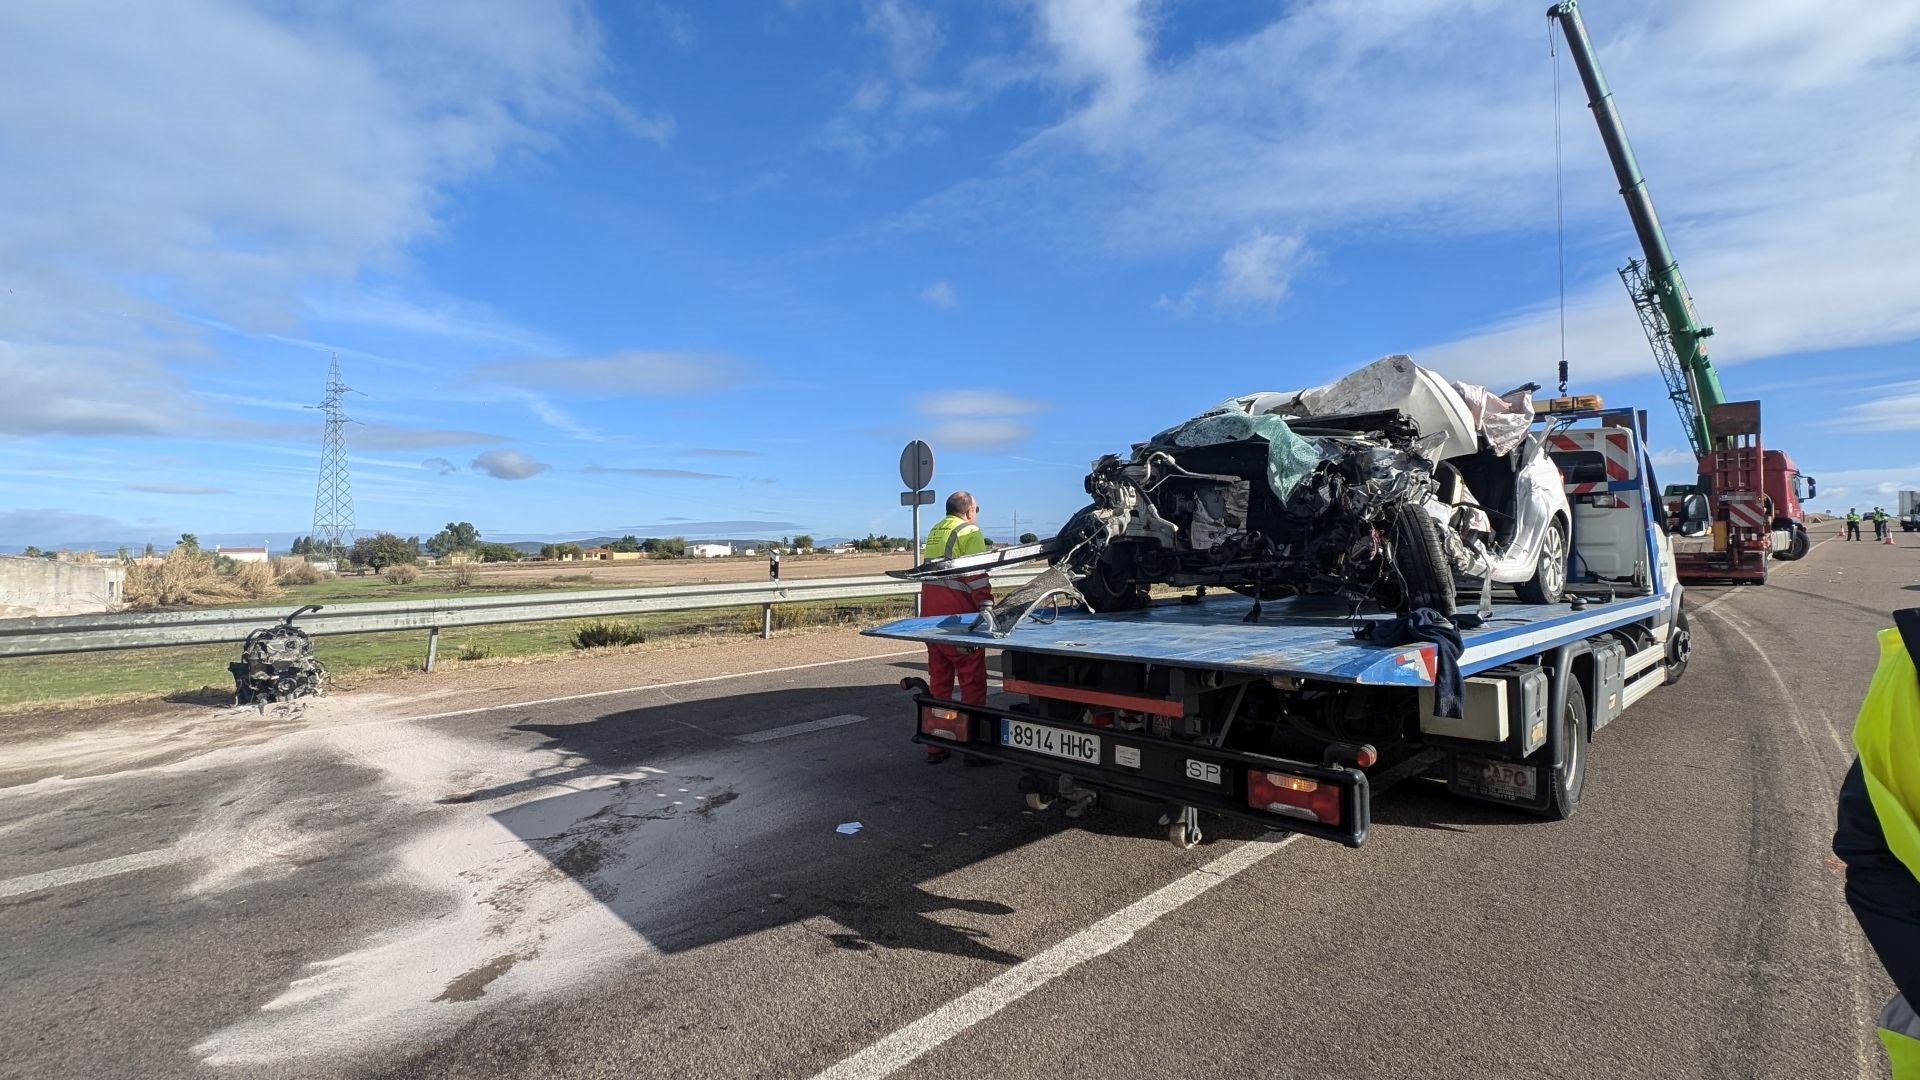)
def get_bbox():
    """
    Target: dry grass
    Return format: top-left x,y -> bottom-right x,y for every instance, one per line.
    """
450,564 -> 476,588
124,548 -> 280,609
273,557 -> 328,586
381,564 -> 421,585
